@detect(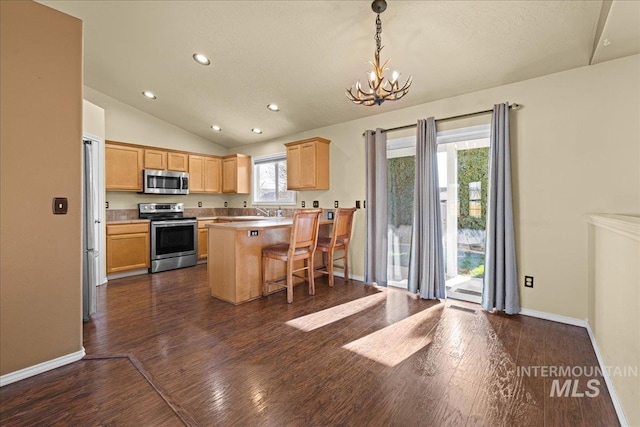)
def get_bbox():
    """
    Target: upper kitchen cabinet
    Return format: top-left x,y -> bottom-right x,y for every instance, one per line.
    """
144,148 -> 188,172
144,148 -> 167,170
189,155 -> 222,193
285,137 -> 330,190
222,154 -> 251,194
167,152 -> 188,172
106,142 -> 144,191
